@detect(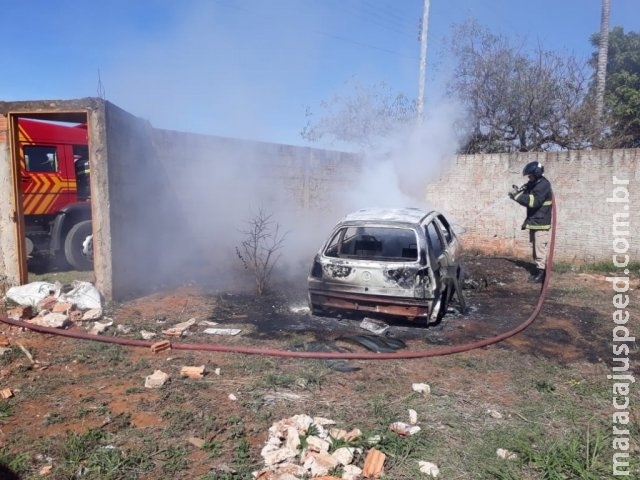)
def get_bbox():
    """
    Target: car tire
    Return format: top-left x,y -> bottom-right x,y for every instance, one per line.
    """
64,220 -> 93,271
